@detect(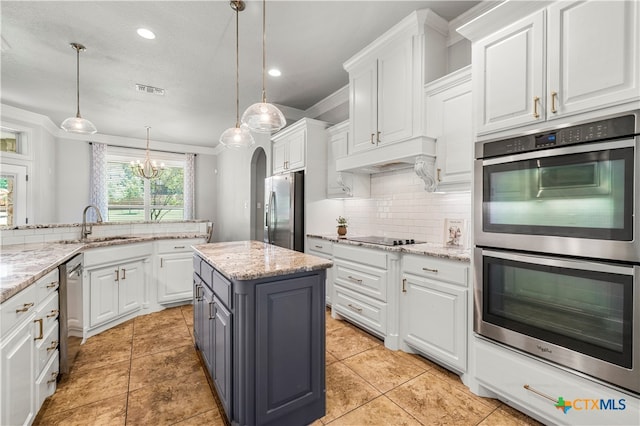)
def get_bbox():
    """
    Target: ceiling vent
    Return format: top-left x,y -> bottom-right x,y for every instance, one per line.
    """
135,84 -> 165,96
